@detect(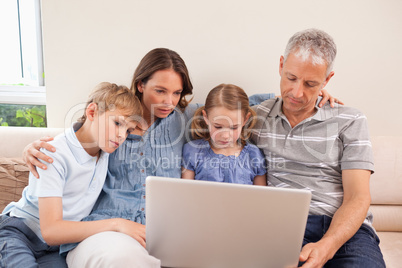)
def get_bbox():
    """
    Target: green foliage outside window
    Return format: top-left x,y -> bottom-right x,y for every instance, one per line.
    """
0,104 -> 47,127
